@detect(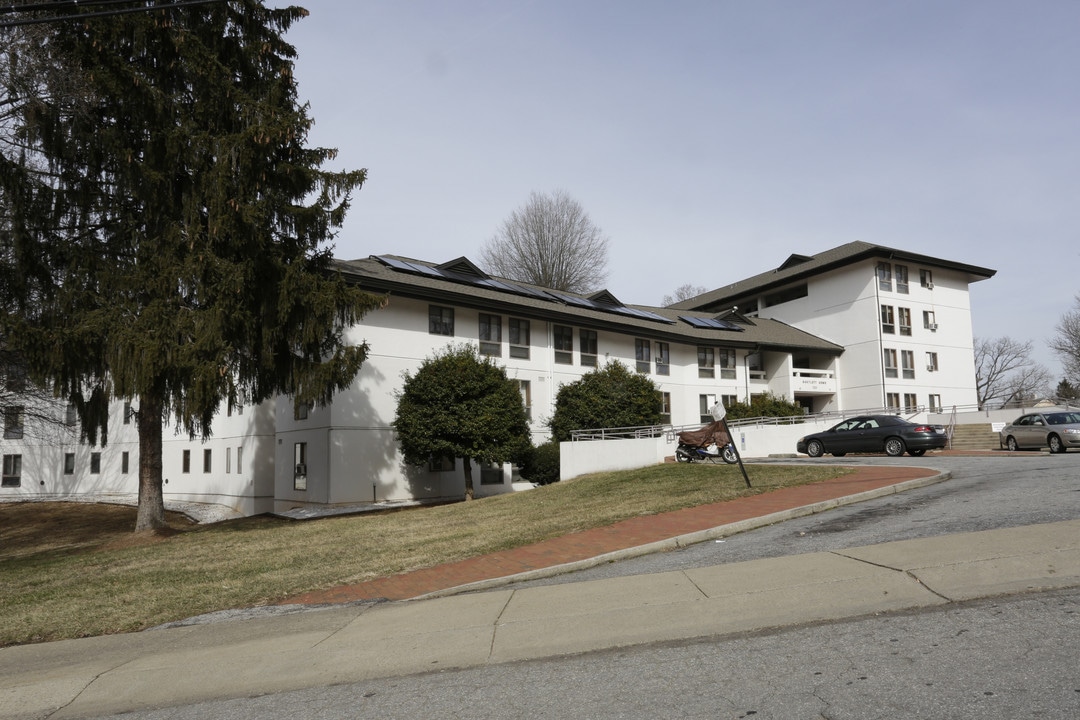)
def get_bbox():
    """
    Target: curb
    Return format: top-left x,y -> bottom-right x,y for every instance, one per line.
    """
413,469 -> 953,600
